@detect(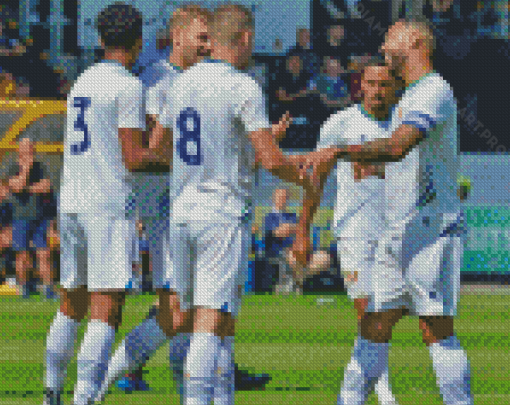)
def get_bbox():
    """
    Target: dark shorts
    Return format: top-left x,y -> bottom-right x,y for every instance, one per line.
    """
12,219 -> 48,251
